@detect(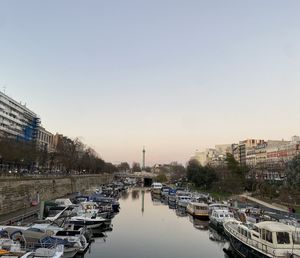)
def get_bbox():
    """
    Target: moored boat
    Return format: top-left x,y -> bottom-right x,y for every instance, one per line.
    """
177,196 -> 192,208
167,189 -> 177,203
160,186 -> 171,198
186,202 -> 209,220
151,183 -> 163,195
209,209 -> 234,232
224,219 -> 300,258
21,244 -> 64,258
